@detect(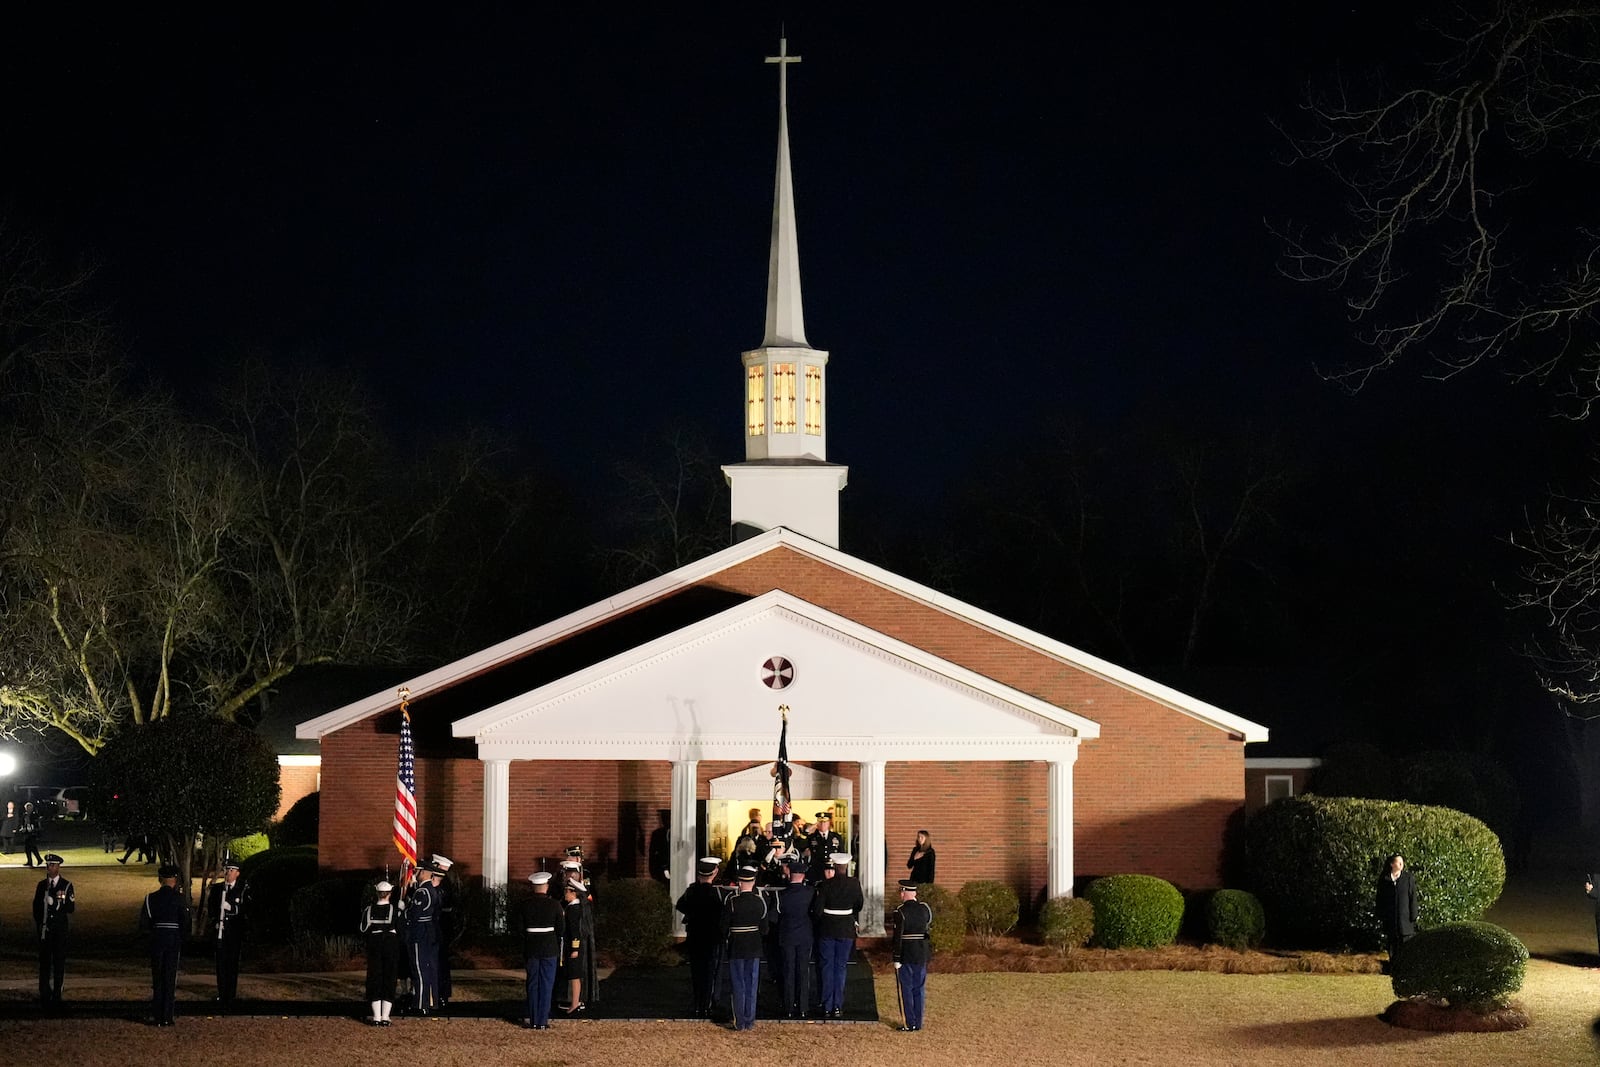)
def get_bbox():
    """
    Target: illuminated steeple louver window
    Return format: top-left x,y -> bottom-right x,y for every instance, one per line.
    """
773,364 -> 797,432
747,366 -> 766,436
803,365 -> 822,435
